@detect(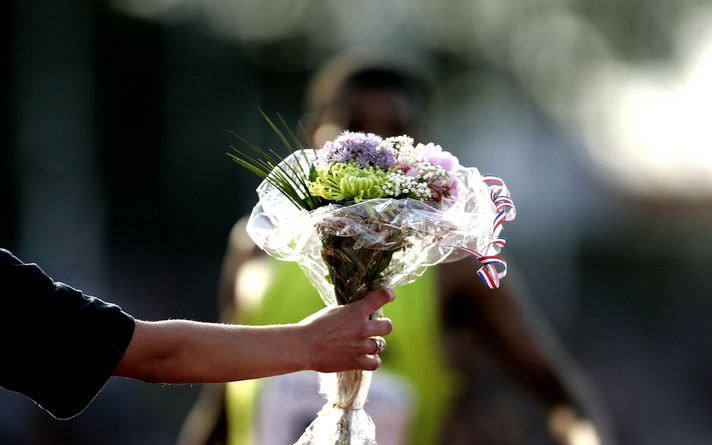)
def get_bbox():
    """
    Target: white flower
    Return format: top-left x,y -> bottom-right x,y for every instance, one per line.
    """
383,171 -> 431,199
